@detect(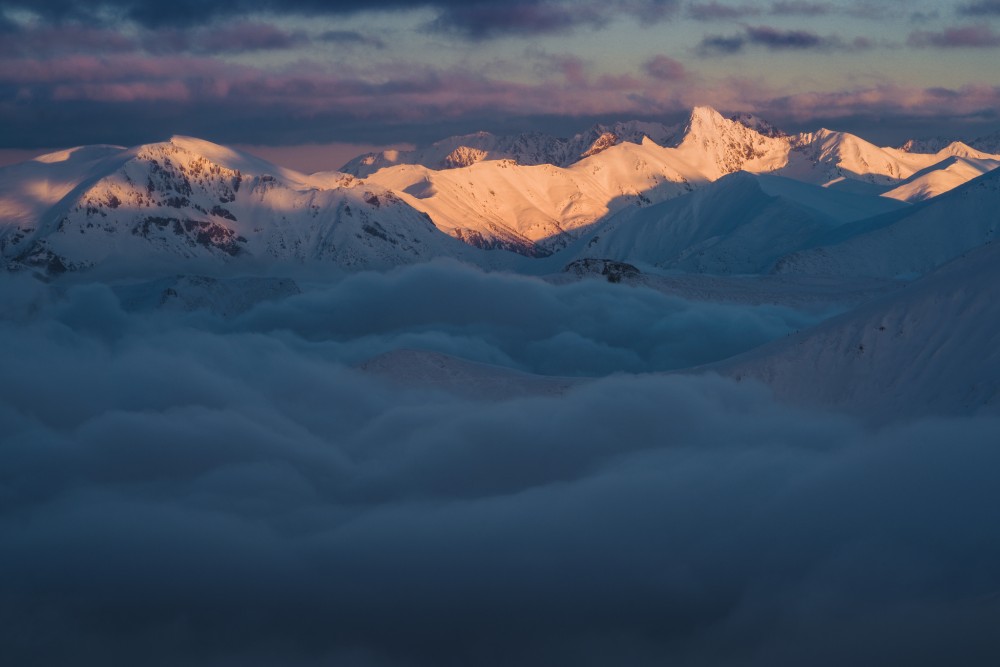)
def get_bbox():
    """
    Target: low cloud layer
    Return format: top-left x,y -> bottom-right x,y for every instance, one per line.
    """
958,0 -> 1000,16
908,25 -> 1000,48
0,0 -> 998,148
698,24 -> 871,54
0,0 -> 681,34
225,262 -> 819,375
2,269 -> 1000,665
2,44 -> 999,150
